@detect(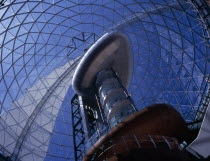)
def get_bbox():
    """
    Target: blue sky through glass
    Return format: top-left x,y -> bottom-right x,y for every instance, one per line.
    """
0,0 -> 209,160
